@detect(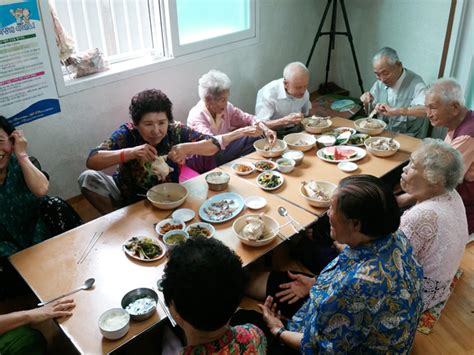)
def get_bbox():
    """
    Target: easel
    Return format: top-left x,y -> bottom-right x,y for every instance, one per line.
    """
306,0 -> 364,94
